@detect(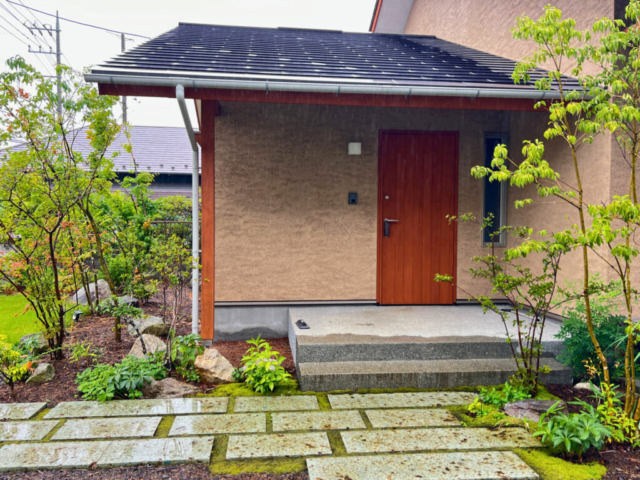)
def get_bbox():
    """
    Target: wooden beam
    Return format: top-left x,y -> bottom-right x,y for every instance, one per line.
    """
200,100 -> 216,340
97,83 -> 540,112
